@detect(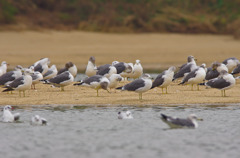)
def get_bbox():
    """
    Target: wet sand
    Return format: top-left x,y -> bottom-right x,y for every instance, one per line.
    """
0,31 -> 240,106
